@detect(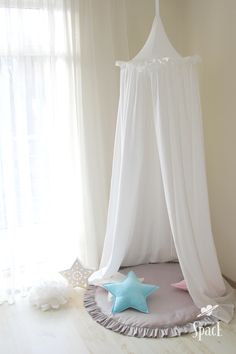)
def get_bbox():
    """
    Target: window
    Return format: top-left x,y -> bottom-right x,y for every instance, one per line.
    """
0,1 -> 83,294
